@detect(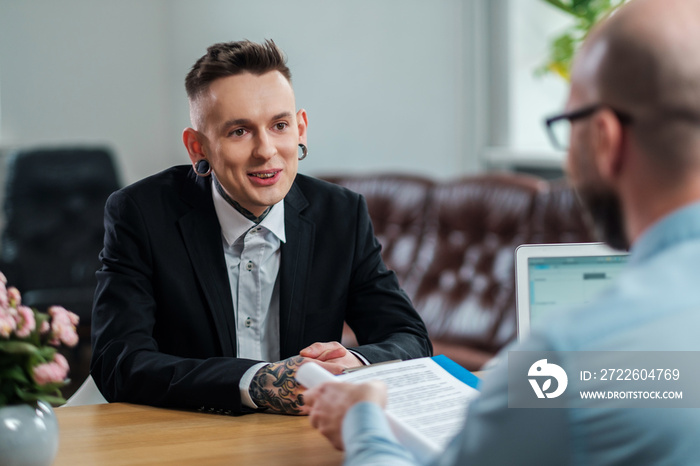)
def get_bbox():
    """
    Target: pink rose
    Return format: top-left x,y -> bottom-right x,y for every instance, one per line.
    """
48,306 -> 79,347
0,281 -> 7,311
0,310 -> 16,338
14,305 -> 36,338
48,306 -> 80,325
32,356 -> 69,386
7,287 -> 21,307
54,353 -> 70,372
